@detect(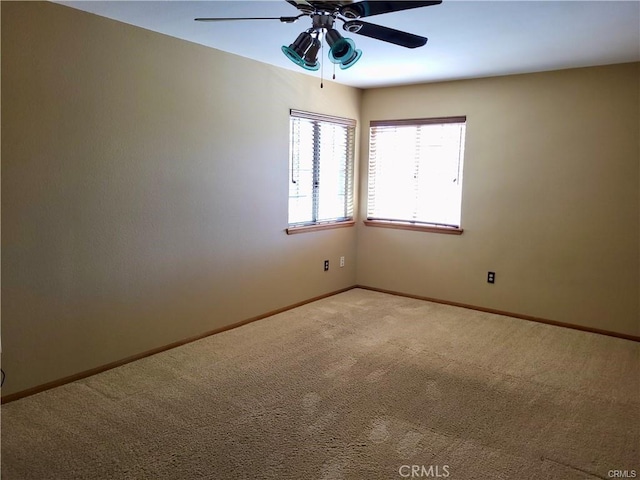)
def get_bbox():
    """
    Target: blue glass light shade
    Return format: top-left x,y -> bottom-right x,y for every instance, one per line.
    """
282,31 -> 320,71
282,45 -> 304,67
328,37 -> 362,70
